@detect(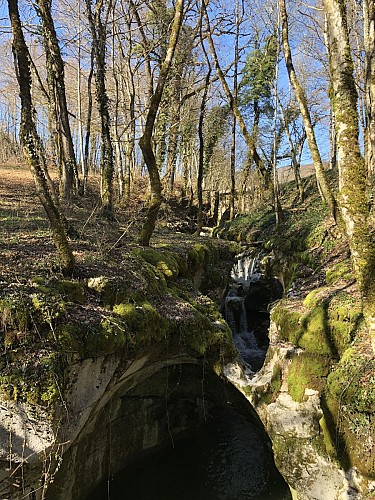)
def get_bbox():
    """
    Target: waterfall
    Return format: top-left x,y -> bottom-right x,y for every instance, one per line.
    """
230,253 -> 261,289
225,253 -> 267,375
